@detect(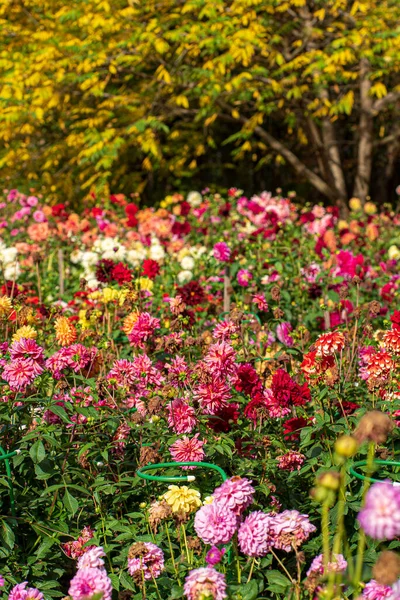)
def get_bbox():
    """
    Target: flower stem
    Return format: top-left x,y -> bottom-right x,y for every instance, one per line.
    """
247,557 -> 256,583
165,524 -> 181,585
